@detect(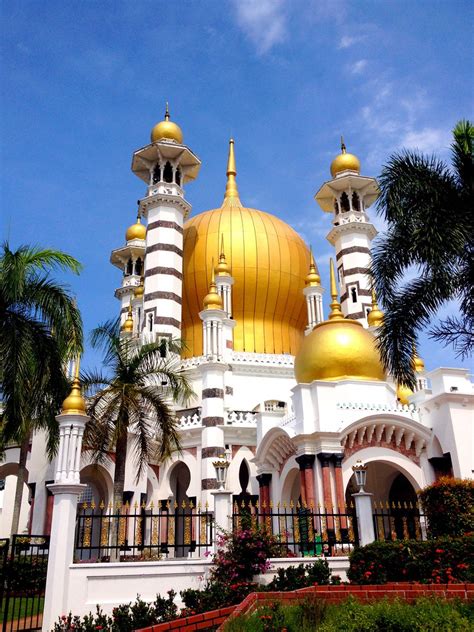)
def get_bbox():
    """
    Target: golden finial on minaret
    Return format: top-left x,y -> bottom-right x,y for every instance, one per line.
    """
122,301 -> 134,333
215,234 -> 231,276
330,136 -> 360,177
328,258 -> 344,320
223,138 -> 240,203
305,246 -> 321,286
341,135 -> 346,153
203,259 -> 224,310
164,101 -> 170,120
412,345 -> 425,373
150,102 -> 183,144
367,289 -> 384,327
61,356 -> 86,415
